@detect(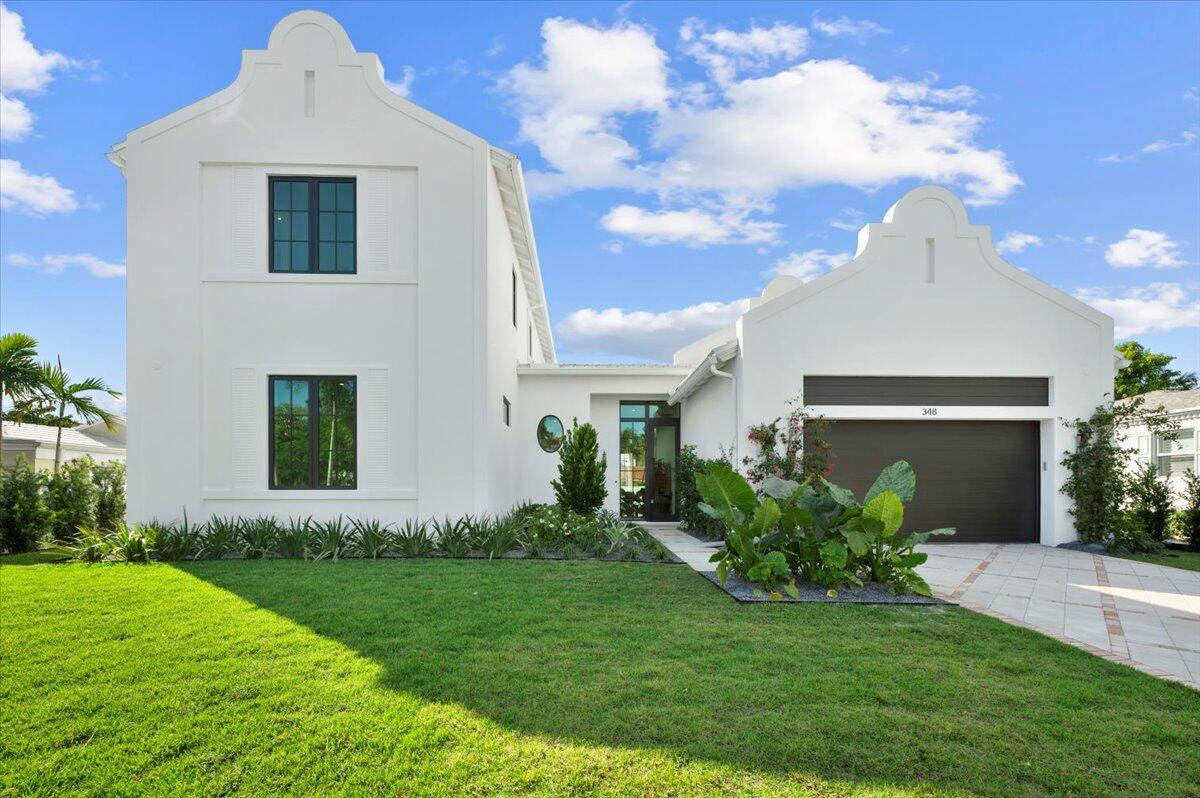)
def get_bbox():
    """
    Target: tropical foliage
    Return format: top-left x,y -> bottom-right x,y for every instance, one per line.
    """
697,460 -> 953,597
742,400 -> 831,487
61,507 -> 670,564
